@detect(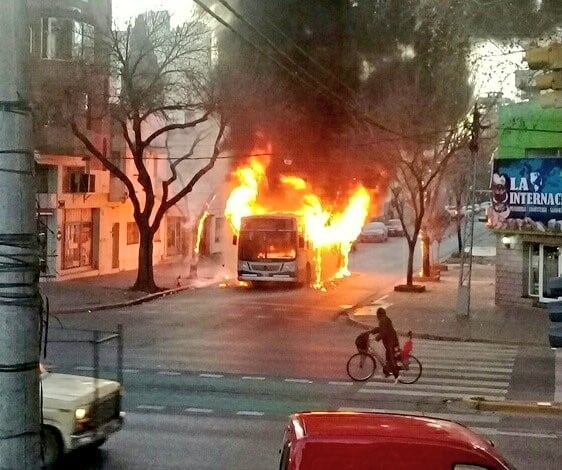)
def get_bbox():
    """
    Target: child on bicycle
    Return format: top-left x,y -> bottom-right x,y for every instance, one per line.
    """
399,331 -> 413,365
